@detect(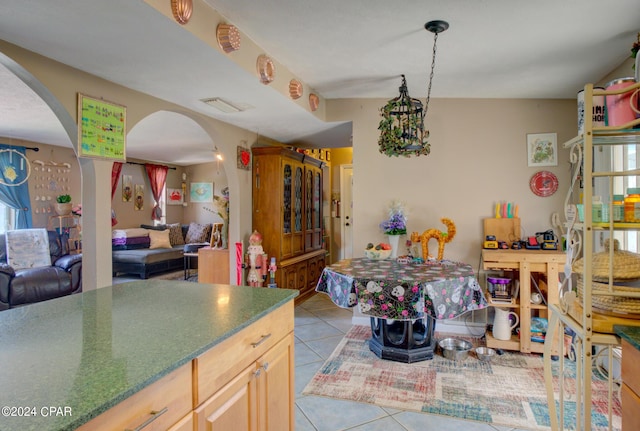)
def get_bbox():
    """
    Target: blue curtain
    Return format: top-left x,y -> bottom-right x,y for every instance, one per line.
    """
0,144 -> 32,228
